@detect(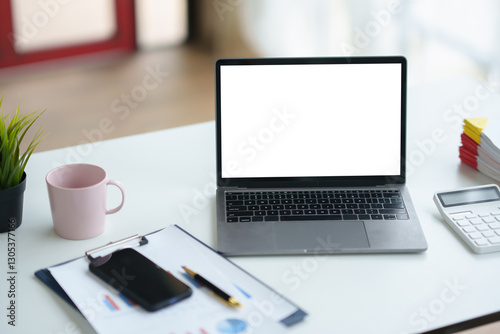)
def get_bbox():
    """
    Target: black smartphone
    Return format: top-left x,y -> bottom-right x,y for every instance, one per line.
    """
89,248 -> 192,312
